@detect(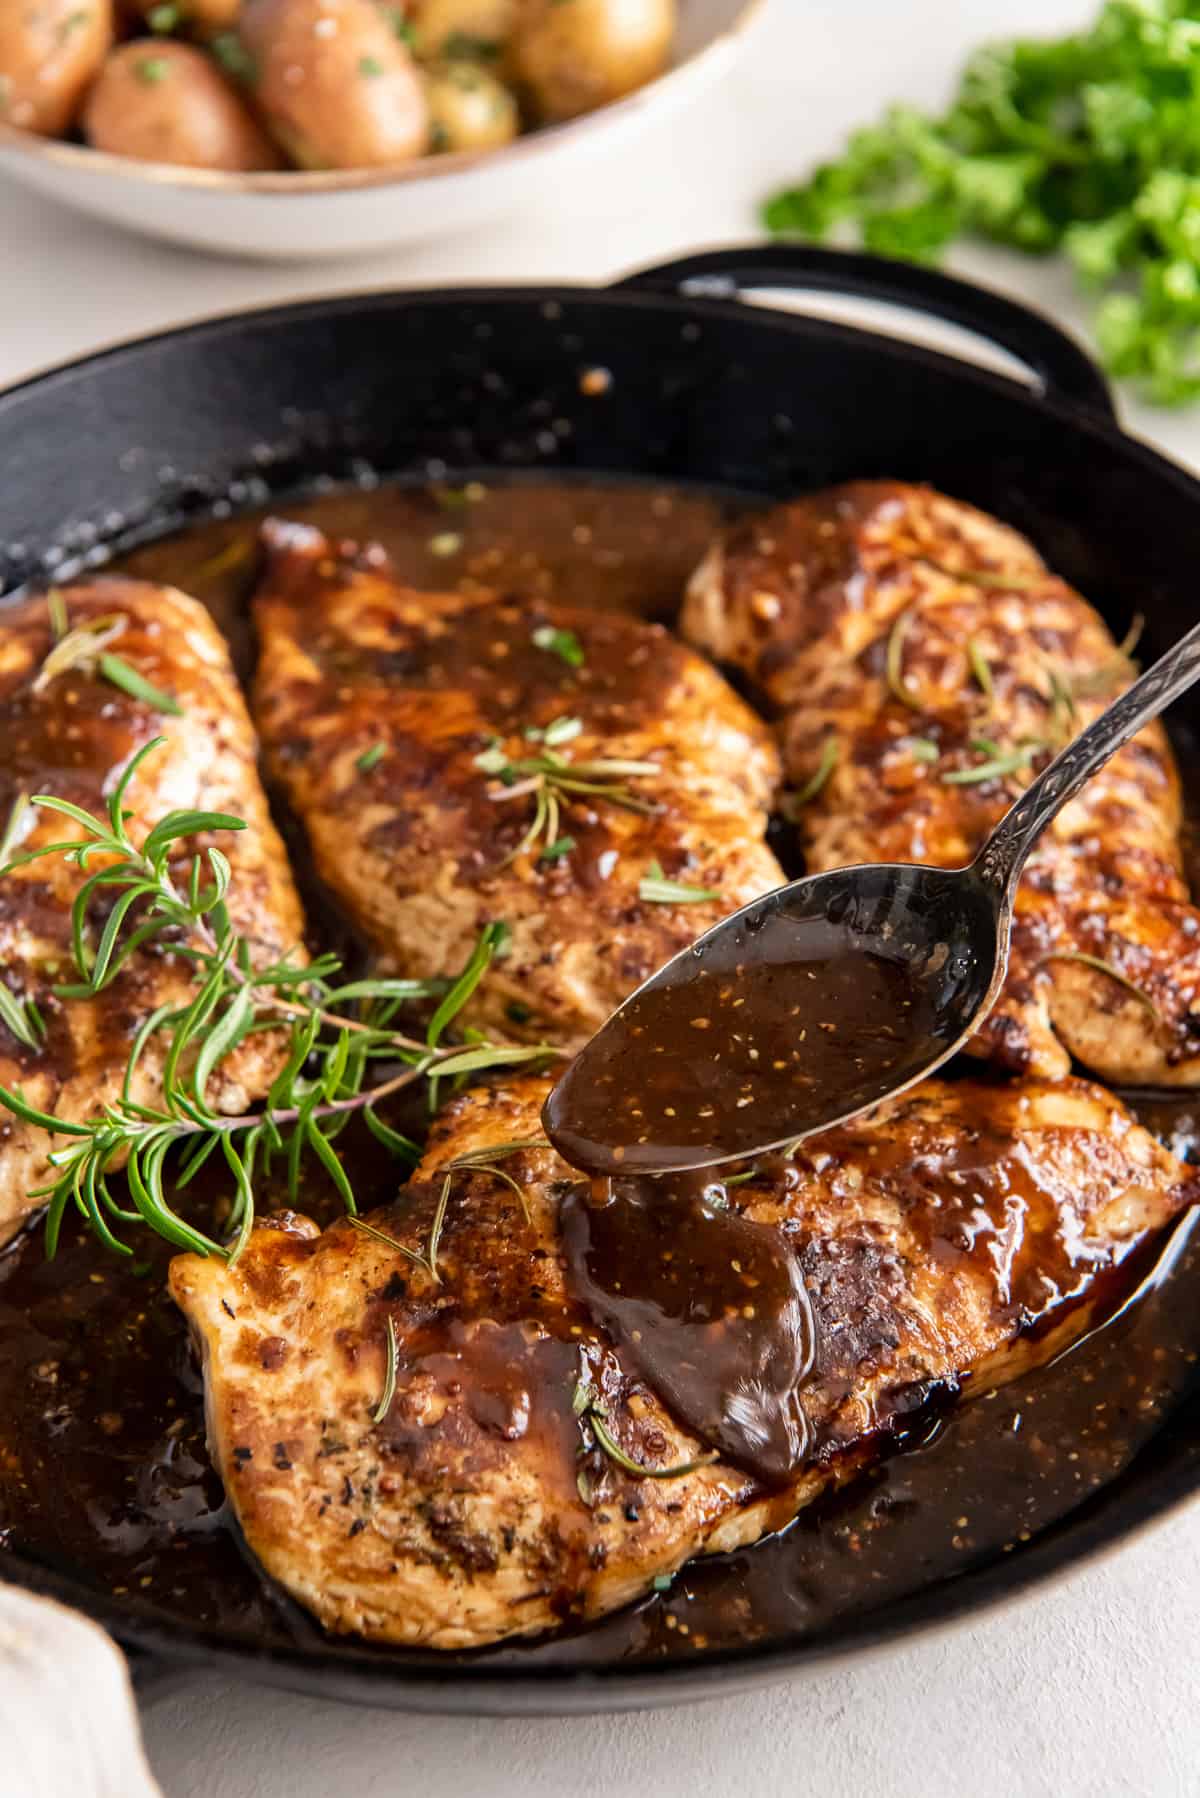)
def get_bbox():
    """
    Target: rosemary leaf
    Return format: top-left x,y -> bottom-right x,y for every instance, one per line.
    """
587,1411 -> 719,1481
782,737 -> 838,816
966,636 -> 994,701
906,737 -> 939,763
885,608 -> 922,710
0,984 -> 42,1051
356,743 -> 387,773
638,861 -> 721,904
0,792 -> 31,869
372,1316 -> 399,1424
1038,950 -> 1161,1021
33,613 -> 127,693
98,653 -> 184,716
